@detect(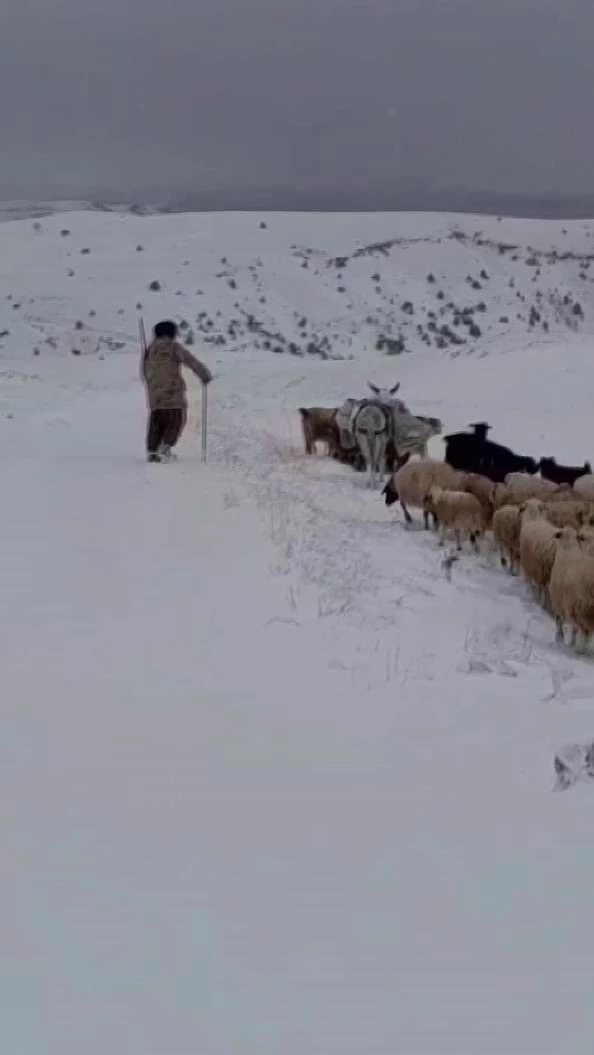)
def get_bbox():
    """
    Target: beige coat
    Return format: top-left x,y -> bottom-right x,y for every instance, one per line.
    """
142,338 -> 212,410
